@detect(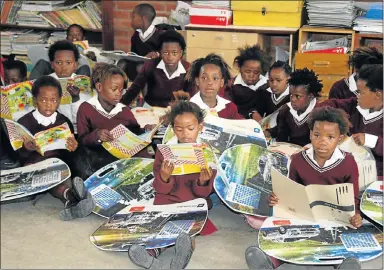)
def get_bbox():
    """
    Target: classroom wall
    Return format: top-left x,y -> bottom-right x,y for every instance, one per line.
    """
112,1 -> 178,51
